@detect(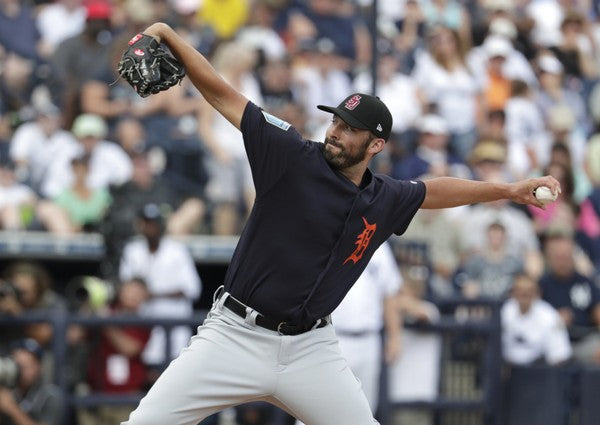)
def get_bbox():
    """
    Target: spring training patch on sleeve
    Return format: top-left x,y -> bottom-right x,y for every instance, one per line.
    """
261,111 -> 291,131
